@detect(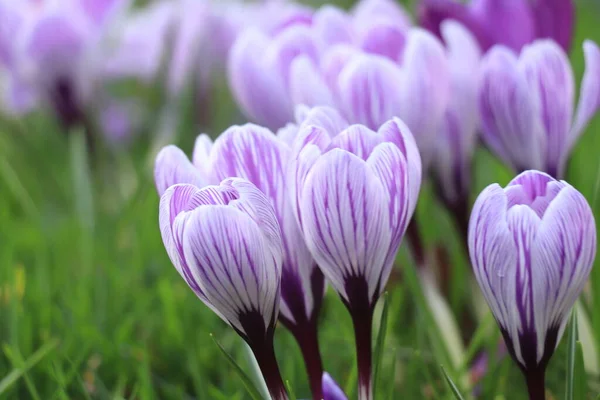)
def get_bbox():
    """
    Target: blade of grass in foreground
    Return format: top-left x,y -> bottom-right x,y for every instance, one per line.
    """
0,339 -> 59,394
373,292 -> 390,397
211,334 -> 264,400
440,365 -> 465,400
566,309 -> 579,400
